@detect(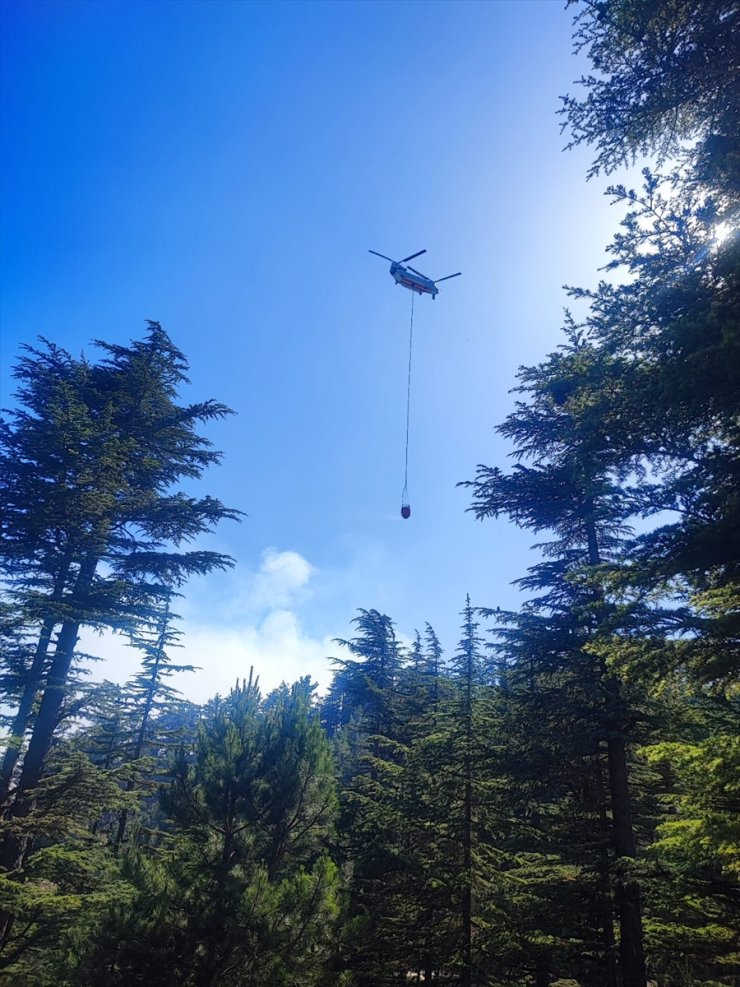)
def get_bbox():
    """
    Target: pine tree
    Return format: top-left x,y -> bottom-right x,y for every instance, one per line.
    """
449,597 -> 483,987
331,604 -> 509,985
0,324 -> 240,938
0,745 -> 135,985
1,343 -> 107,803
641,697 -> 740,983
330,609 -> 405,741
400,623 -> 444,724
560,2 -> 739,700
424,597 -> 507,986
487,593 -> 631,987
327,612 -> 408,984
81,676 -> 341,986
112,589 -> 194,846
464,331 -> 651,986
561,0 -> 739,195
554,10 -> 740,978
